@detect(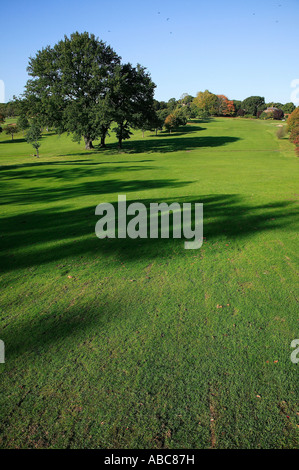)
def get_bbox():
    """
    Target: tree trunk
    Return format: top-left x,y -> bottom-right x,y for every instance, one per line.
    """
142,130 -> 145,138
156,129 -> 158,136
36,148 -> 39,158
100,126 -> 109,148
100,135 -> 106,148
11,134 -> 14,140
84,136 -> 94,150
117,123 -> 123,149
